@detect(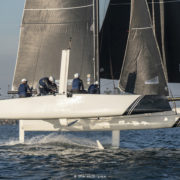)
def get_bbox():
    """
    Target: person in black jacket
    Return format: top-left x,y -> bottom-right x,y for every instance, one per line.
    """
18,78 -> 32,98
71,73 -> 84,93
38,76 -> 57,95
88,81 -> 100,94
